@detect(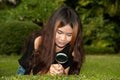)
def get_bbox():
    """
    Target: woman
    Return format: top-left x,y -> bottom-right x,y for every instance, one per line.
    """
17,6 -> 85,75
